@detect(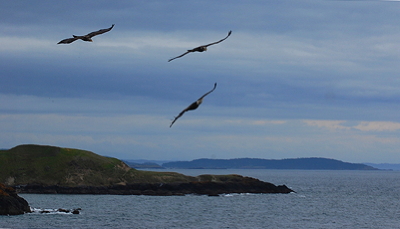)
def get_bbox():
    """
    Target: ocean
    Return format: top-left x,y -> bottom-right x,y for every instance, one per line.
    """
1,169 -> 399,229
